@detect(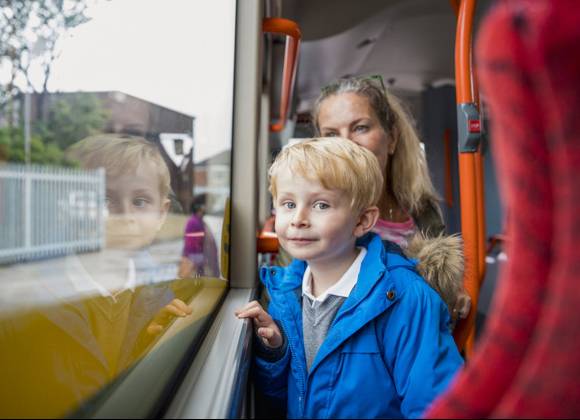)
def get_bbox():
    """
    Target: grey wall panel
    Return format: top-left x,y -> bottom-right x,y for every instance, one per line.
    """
421,85 -> 504,238
421,85 -> 461,234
